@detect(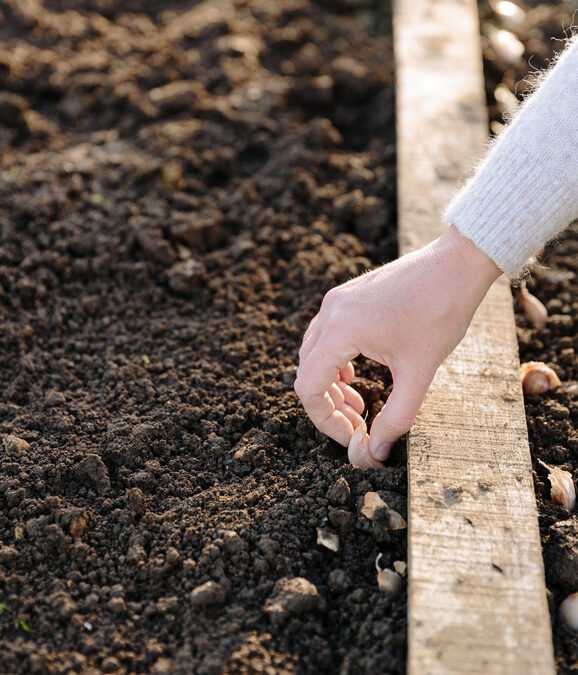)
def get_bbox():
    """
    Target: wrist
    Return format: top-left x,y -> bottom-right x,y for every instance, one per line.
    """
441,225 -> 502,291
